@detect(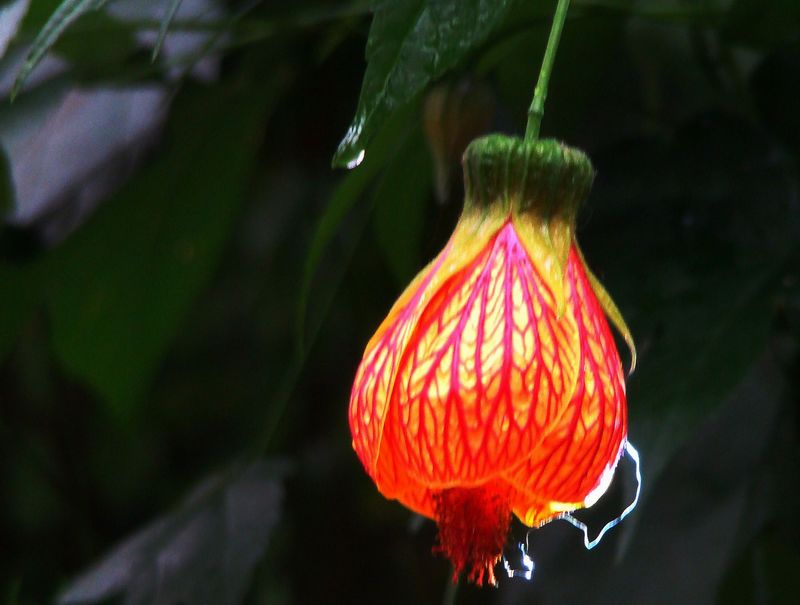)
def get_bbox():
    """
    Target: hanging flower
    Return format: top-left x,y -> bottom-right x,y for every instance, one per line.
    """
349,135 -> 635,586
